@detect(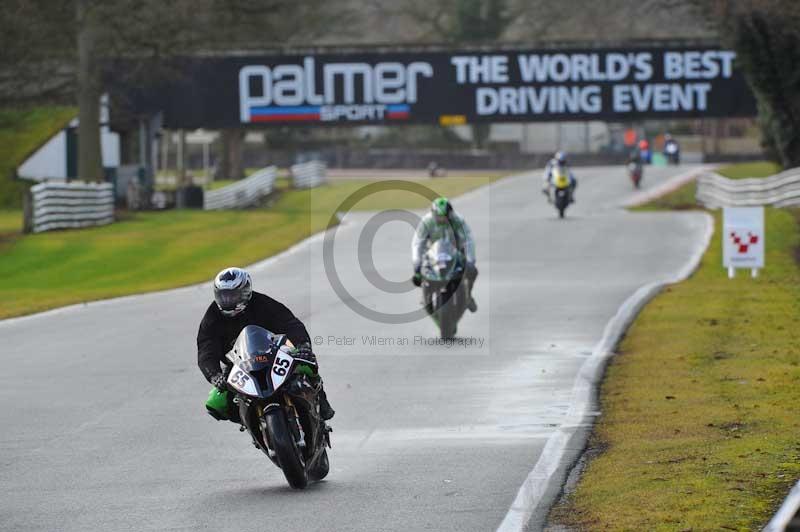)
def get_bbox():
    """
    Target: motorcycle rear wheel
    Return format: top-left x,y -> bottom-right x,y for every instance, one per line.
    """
264,407 -> 308,489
